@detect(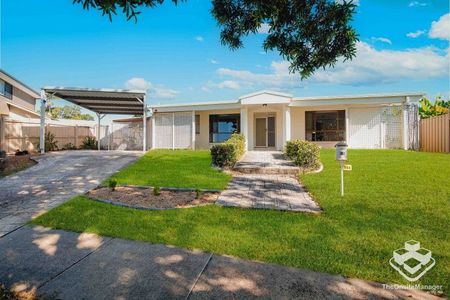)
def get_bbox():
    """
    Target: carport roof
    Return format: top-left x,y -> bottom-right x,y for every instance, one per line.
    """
42,87 -> 146,115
